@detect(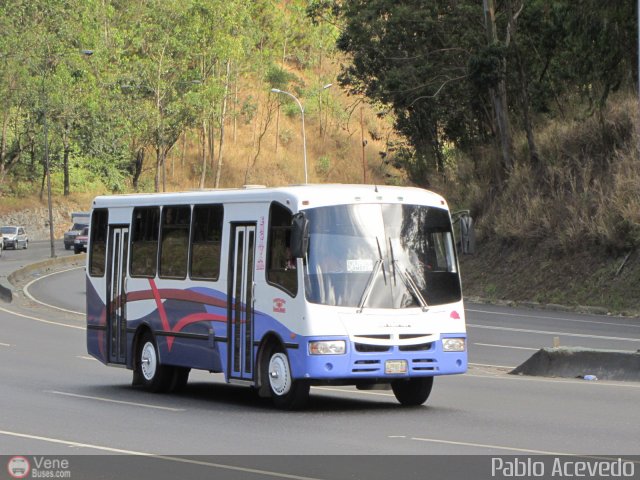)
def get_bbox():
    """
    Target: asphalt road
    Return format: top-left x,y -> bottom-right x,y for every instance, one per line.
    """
1,242 -> 639,478
24,258 -> 640,369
